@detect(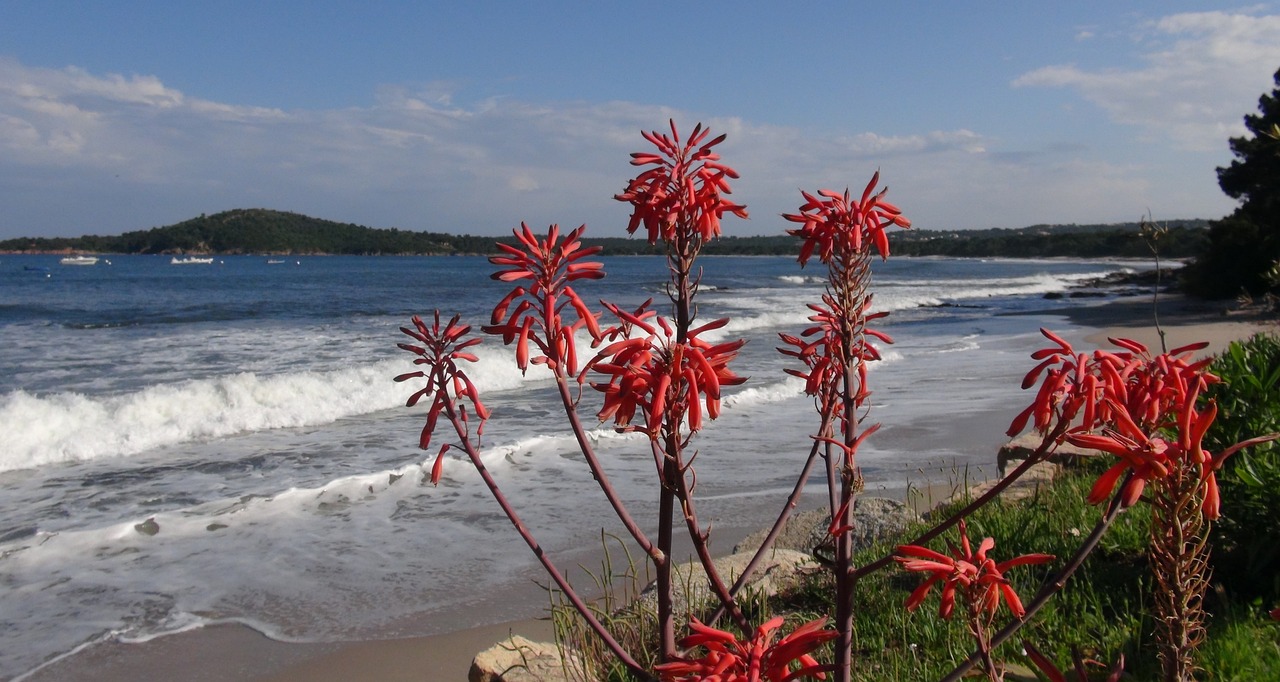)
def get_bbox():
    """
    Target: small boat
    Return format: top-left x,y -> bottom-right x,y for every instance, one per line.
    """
171,256 -> 214,265
266,259 -> 286,264
60,255 -> 99,266
24,265 -> 51,272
